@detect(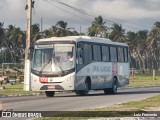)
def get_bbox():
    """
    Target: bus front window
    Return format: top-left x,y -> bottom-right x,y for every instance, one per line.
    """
32,44 -> 75,75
